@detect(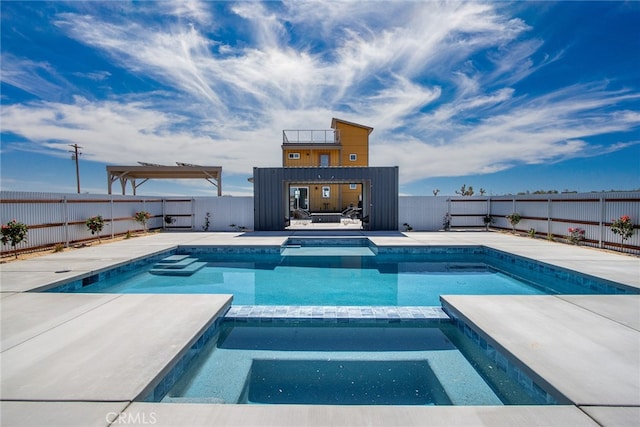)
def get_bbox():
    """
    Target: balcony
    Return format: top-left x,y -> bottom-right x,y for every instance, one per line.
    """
283,129 -> 340,145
